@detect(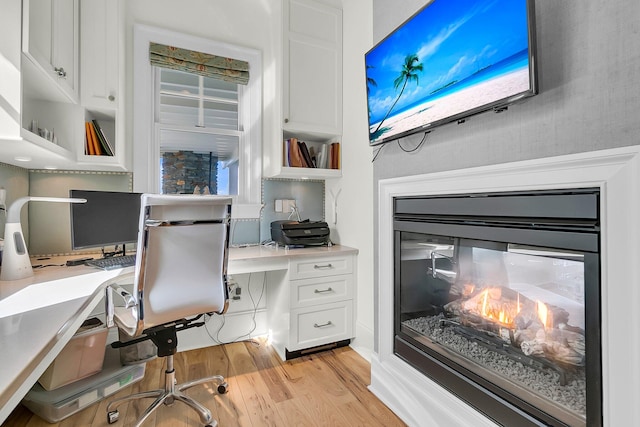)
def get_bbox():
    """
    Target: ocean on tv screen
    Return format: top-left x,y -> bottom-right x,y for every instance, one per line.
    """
366,0 -> 532,144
